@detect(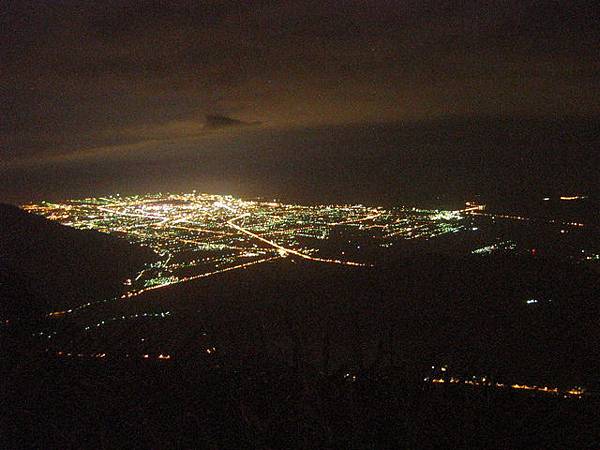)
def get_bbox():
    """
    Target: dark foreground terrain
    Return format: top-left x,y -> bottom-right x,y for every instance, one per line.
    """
35,255 -> 600,389
1,204 -> 599,449
0,203 -> 155,319
1,356 -> 599,449
2,254 -> 599,449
